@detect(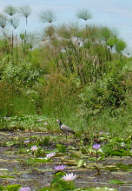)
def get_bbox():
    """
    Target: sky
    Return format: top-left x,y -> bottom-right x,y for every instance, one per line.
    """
0,0 -> 132,51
